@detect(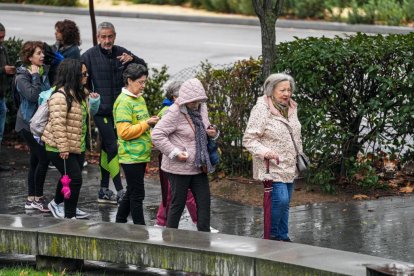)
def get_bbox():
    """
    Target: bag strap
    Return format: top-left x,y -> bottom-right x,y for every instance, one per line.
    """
184,114 -> 196,134
278,119 -> 300,155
